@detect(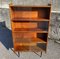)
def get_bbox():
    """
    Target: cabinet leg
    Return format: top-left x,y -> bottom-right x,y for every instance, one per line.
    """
33,51 -> 42,57
40,51 -> 42,57
18,51 -> 20,57
11,48 -> 20,57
